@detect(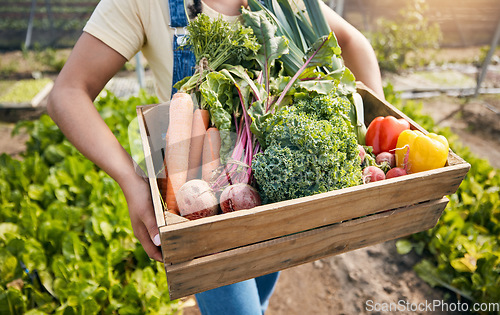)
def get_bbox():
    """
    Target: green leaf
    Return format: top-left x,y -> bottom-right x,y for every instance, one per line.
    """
0,223 -> 20,242
276,0 -> 307,51
0,248 -> 18,284
0,286 -> 26,314
339,67 -> 357,95
82,298 -> 100,314
303,0 -> 331,37
199,72 -> 235,161
241,8 -> 289,89
451,254 -> 478,273
396,239 -> 414,255
296,79 -> 337,95
21,238 -> 47,271
62,232 -> 85,261
305,33 -> 342,71
28,184 -> 45,201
